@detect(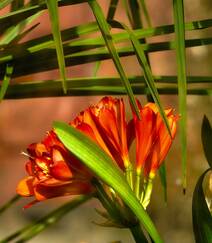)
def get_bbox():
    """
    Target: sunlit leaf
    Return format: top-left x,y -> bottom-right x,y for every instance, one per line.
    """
88,0 -> 140,118
173,0 -> 187,190
201,116 -> 212,167
192,169 -> 212,243
54,121 -> 163,243
46,0 -> 67,93
0,64 -> 13,101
